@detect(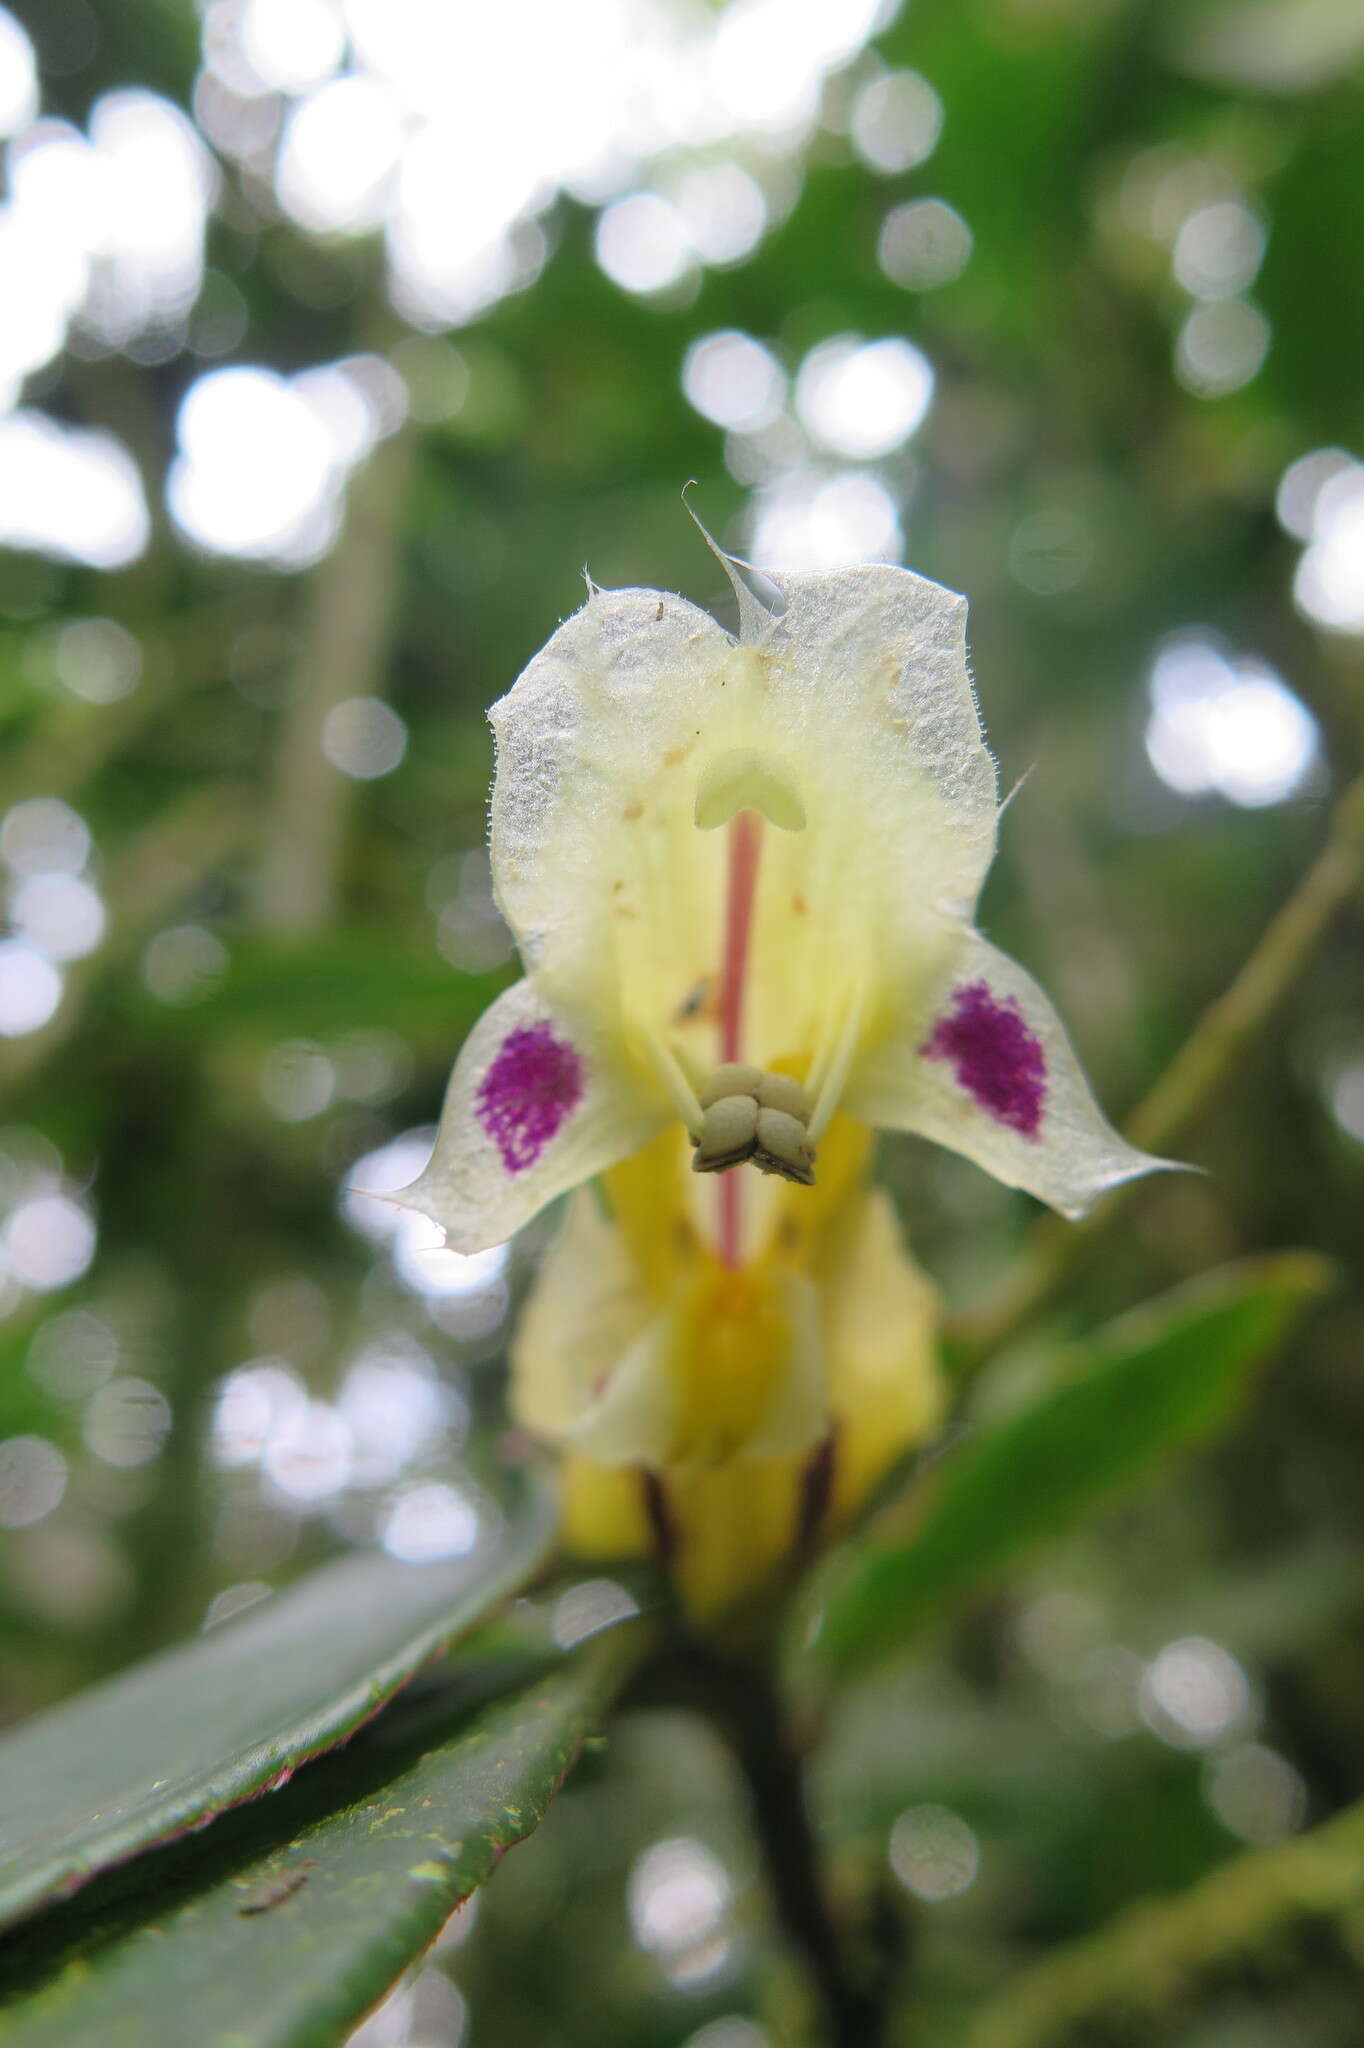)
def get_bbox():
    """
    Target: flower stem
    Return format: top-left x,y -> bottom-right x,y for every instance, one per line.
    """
639,1643 -> 893,2046
717,810 -> 763,1267
722,1673 -> 890,2048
